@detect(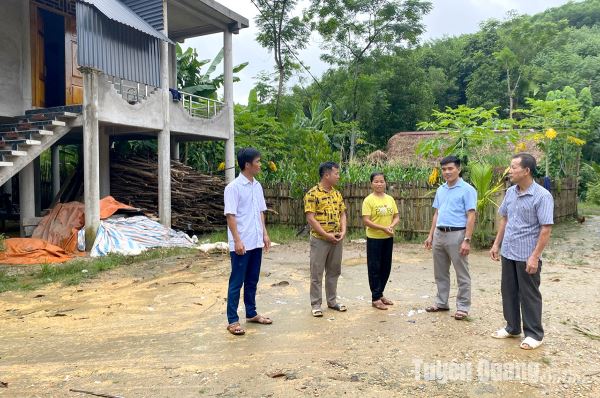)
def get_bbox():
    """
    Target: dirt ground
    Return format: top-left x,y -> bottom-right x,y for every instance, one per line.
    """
1,216 -> 600,398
